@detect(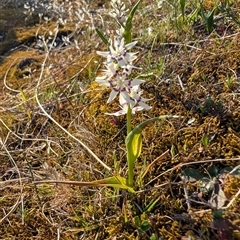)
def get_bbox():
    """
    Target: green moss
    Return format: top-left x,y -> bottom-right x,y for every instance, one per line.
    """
0,1 -> 240,239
